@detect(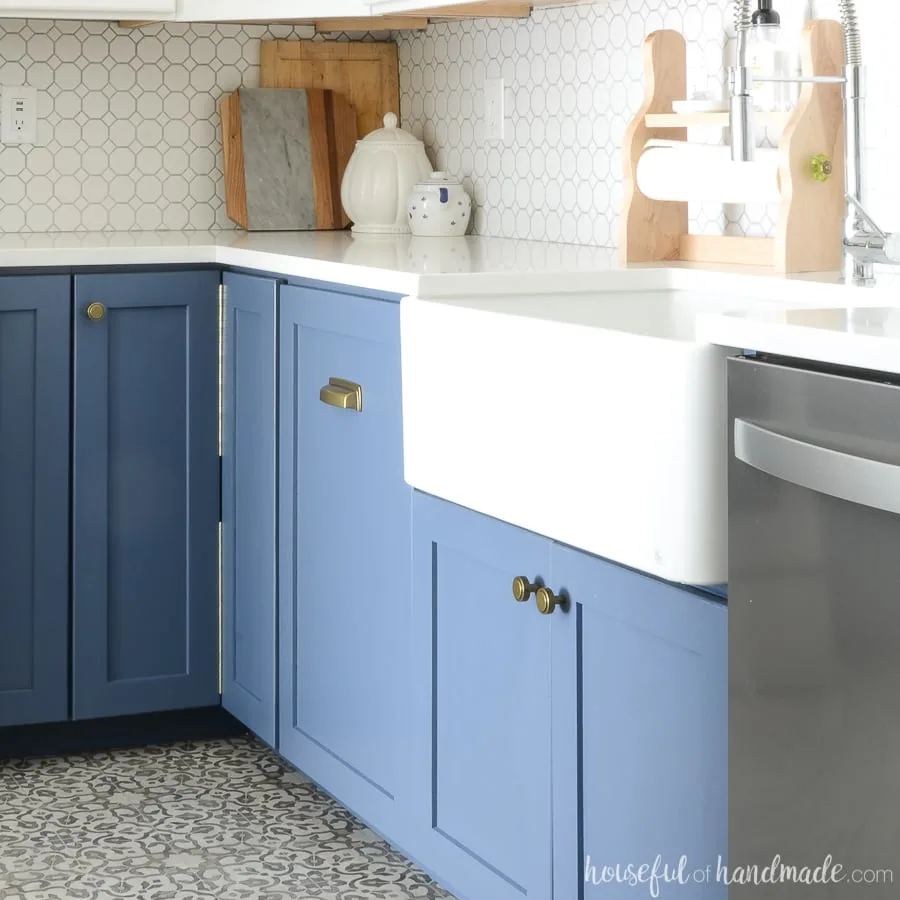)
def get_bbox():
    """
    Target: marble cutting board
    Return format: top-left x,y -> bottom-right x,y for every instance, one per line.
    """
220,87 -> 357,231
